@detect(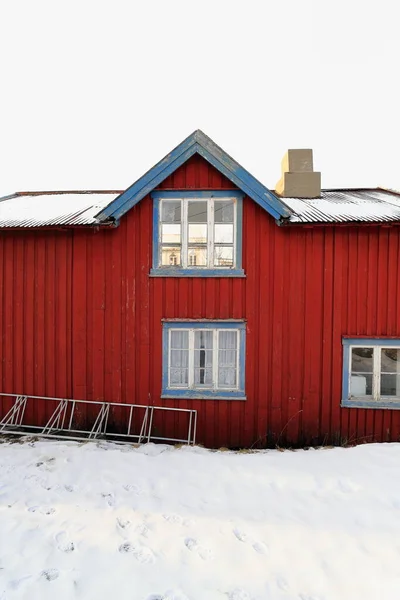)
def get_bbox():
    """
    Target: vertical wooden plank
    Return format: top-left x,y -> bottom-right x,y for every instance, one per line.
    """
320,228 -> 334,443
0,234 -> 4,414
14,234 -> 25,396
331,229 -> 344,444
270,223 -> 284,446
125,211 -> 136,411
243,198 -> 257,447
55,233 -> 69,399
71,231 -> 87,427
